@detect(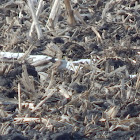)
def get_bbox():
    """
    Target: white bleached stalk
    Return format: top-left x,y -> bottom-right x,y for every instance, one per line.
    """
0,51 -> 137,79
0,51 -> 91,72
28,0 -> 43,39
29,0 -> 44,37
